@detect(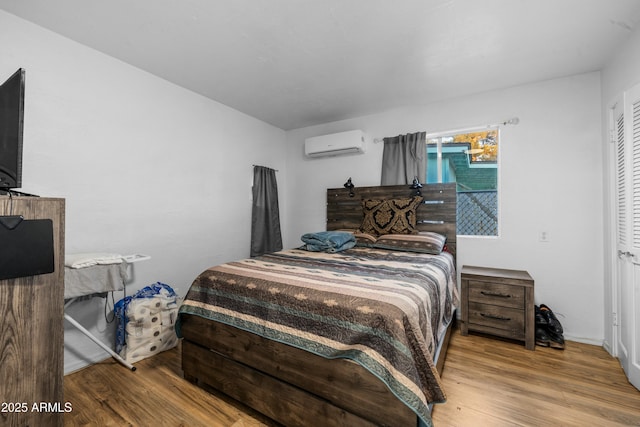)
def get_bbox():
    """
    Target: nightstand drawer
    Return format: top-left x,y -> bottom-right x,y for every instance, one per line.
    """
468,301 -> 525,336
468,281 -> 525,309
